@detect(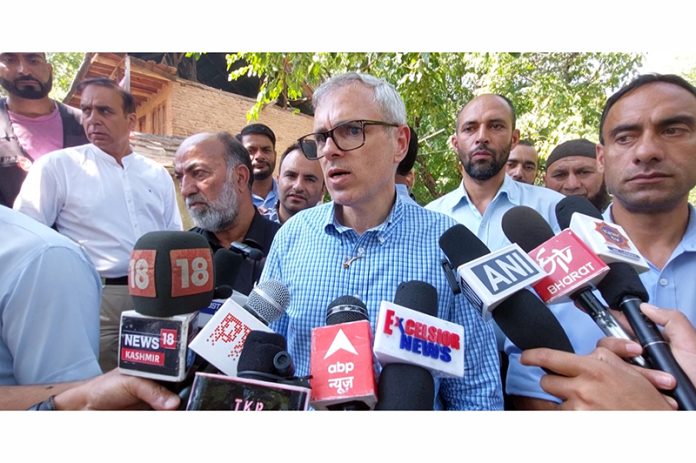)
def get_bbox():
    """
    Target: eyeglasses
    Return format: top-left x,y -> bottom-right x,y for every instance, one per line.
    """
297,119 -> 400,160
